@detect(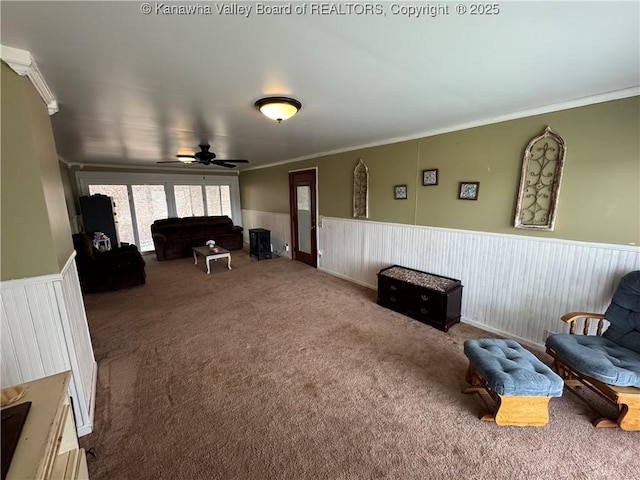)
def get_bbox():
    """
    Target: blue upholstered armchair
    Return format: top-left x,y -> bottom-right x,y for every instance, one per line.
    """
545,271 -> 640,431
